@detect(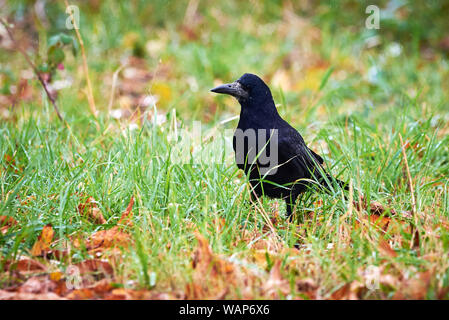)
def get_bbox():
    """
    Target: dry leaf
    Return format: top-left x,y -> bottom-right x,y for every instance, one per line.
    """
393,271 -> 432,299
378,238 -> 397,258
296,278 -> 317,299
74,196 -> 135,253
0,290 -> 64,300
188,231 -> 249,299
30,224 -> 54,257
262,260 -> 290,298
331,283 -> 352,300
77,197 -> 106,224
0,215 -> 17,235
66,288 -> 95,300
75,259 -> 113,275
18,276 -> 57,294
4,257 -> 46,272
117,196 -> 134,226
